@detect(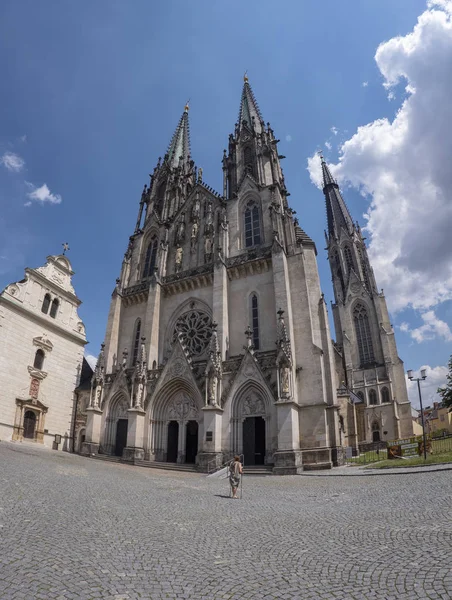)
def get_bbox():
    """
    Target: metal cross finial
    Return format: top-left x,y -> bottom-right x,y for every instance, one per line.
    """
244,70 -> 249,82
62,242 -> 70,255
184,98 -> 190,112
